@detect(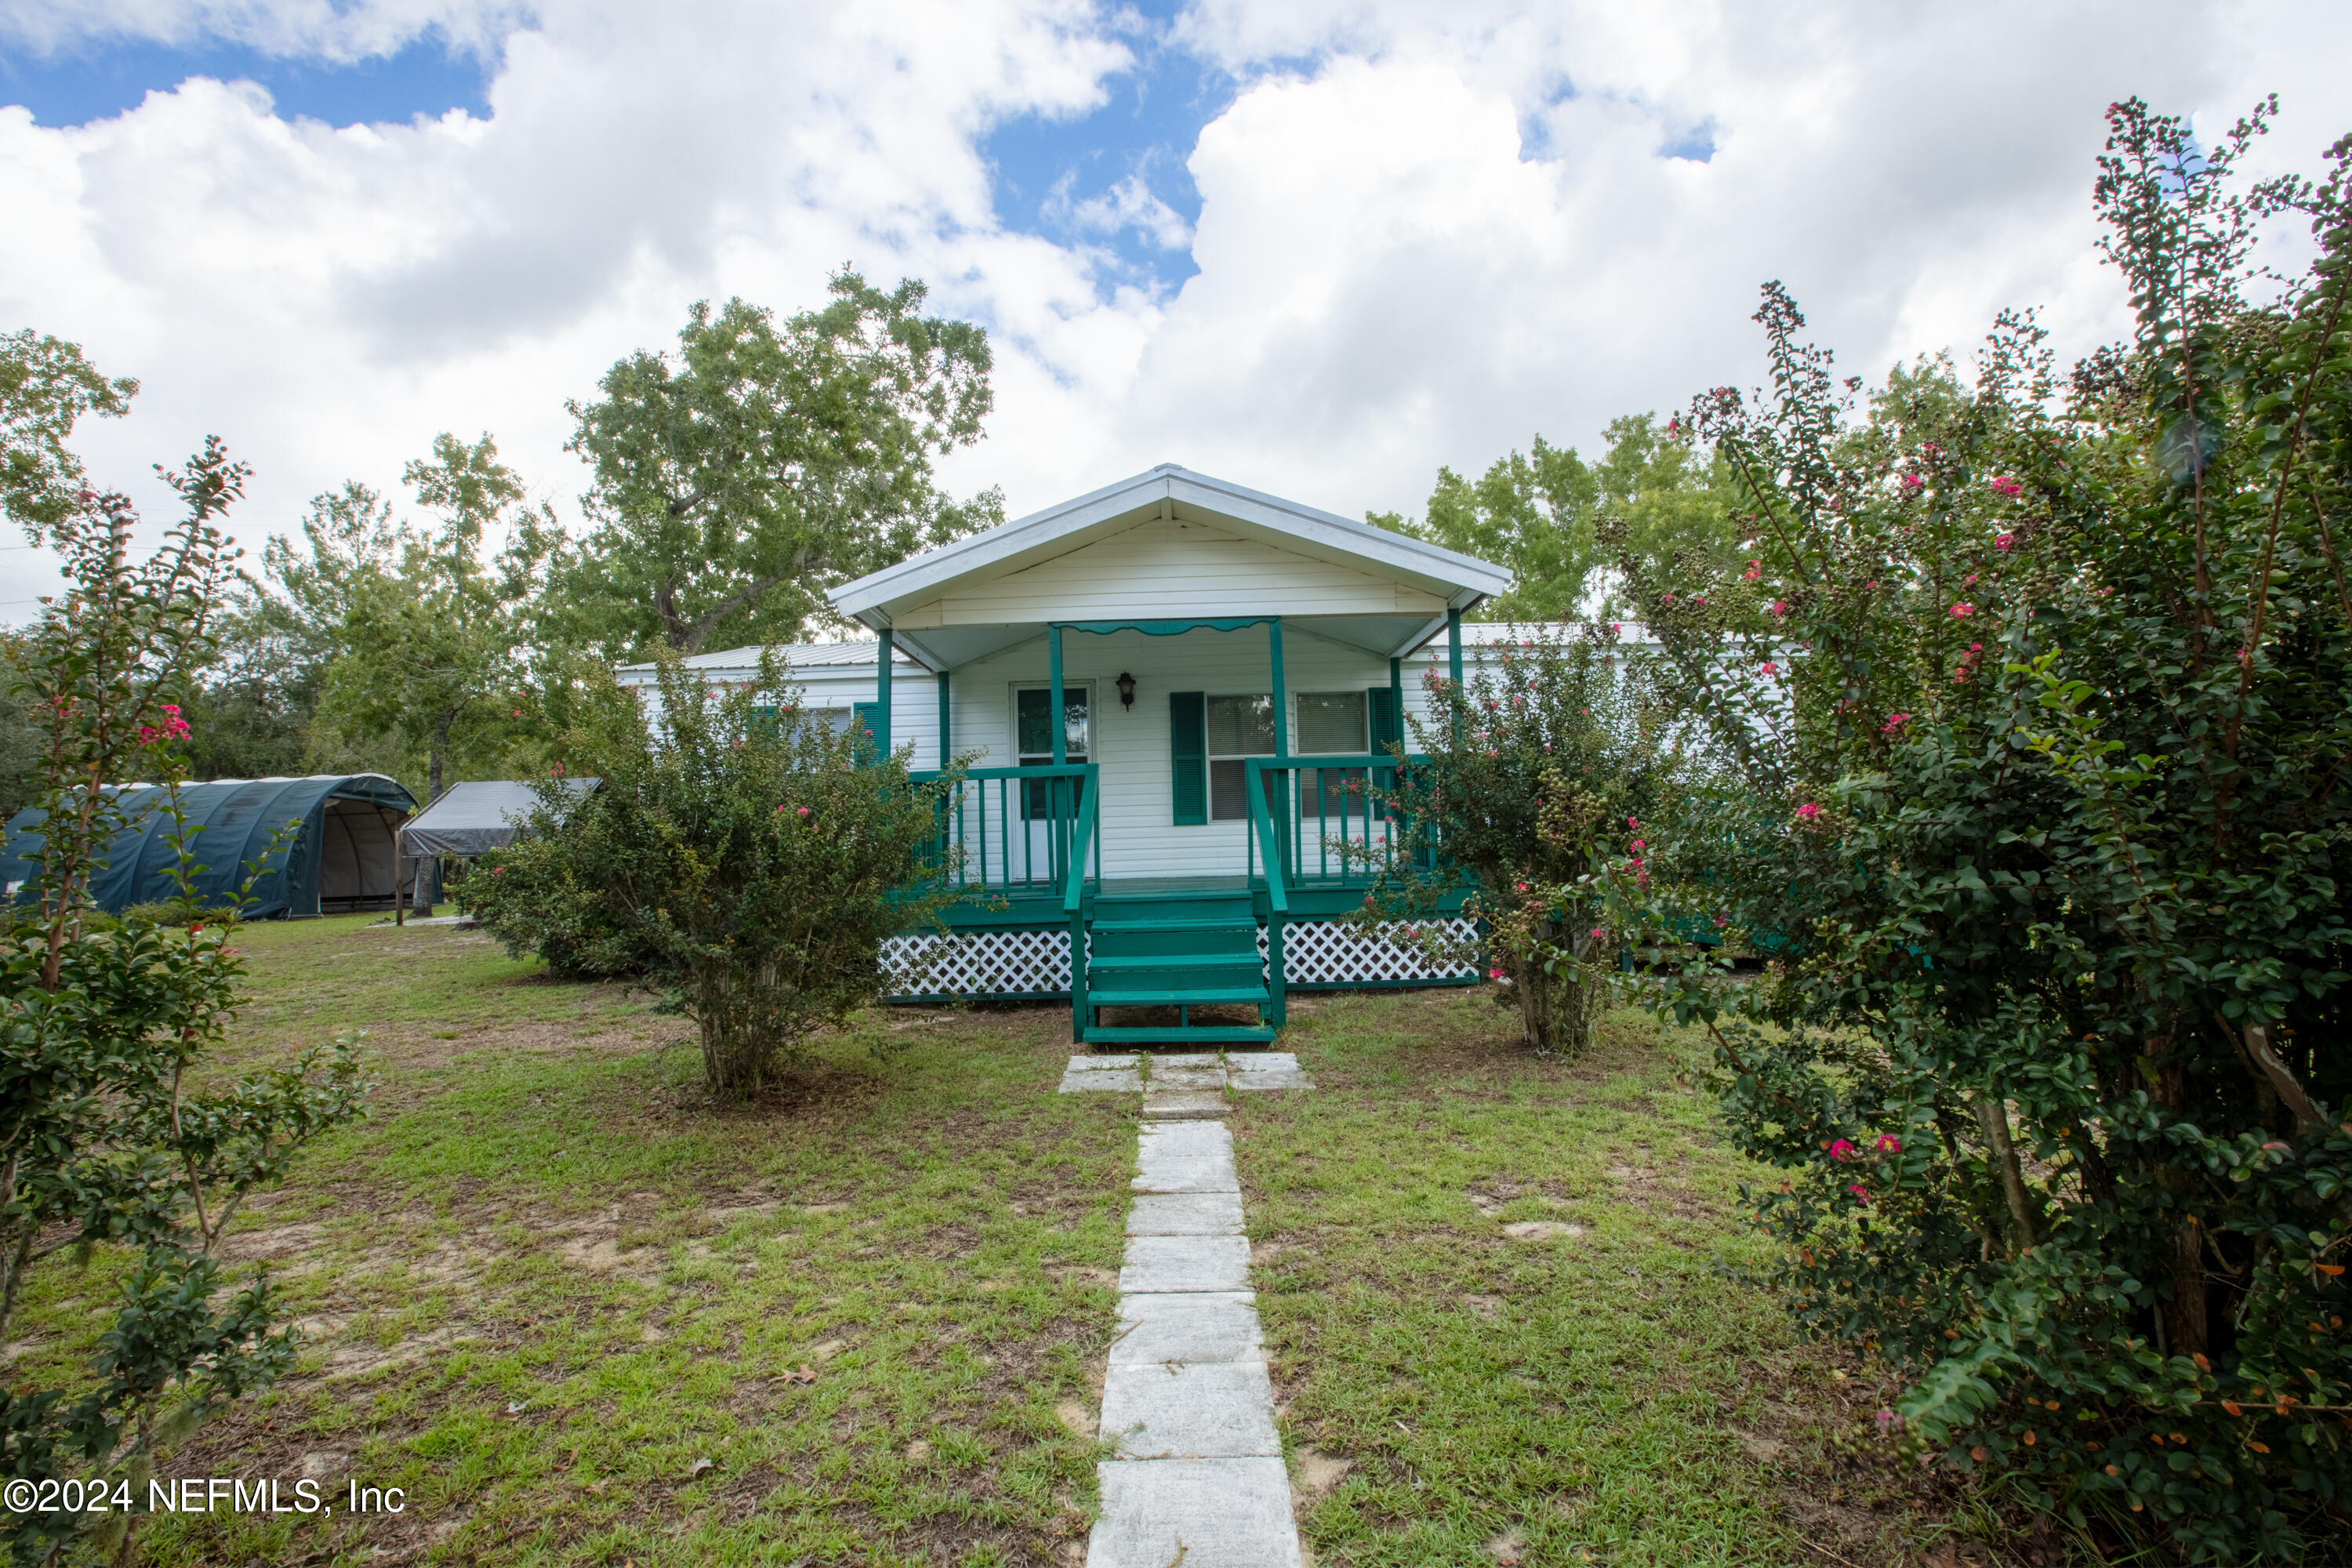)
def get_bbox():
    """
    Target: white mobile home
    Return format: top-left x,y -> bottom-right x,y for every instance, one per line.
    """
616,463 -> 1525,1042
